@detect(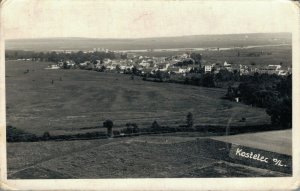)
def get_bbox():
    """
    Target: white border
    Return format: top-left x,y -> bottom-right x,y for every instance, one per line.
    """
0,0 -> 299,190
